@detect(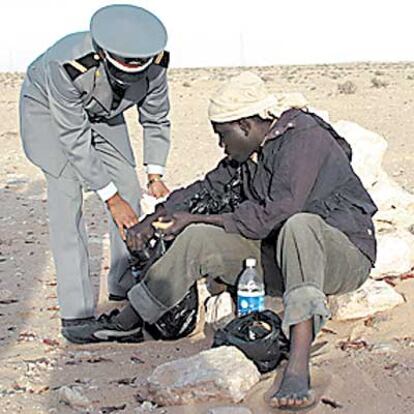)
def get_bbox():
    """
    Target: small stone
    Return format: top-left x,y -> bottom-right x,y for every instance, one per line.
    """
370,341 -> 397,354
135,400 -> 158,413
6,178 -> 28,186
207,407 -> 253,414
58,385 -> 90,410
147,346 -> 260,405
